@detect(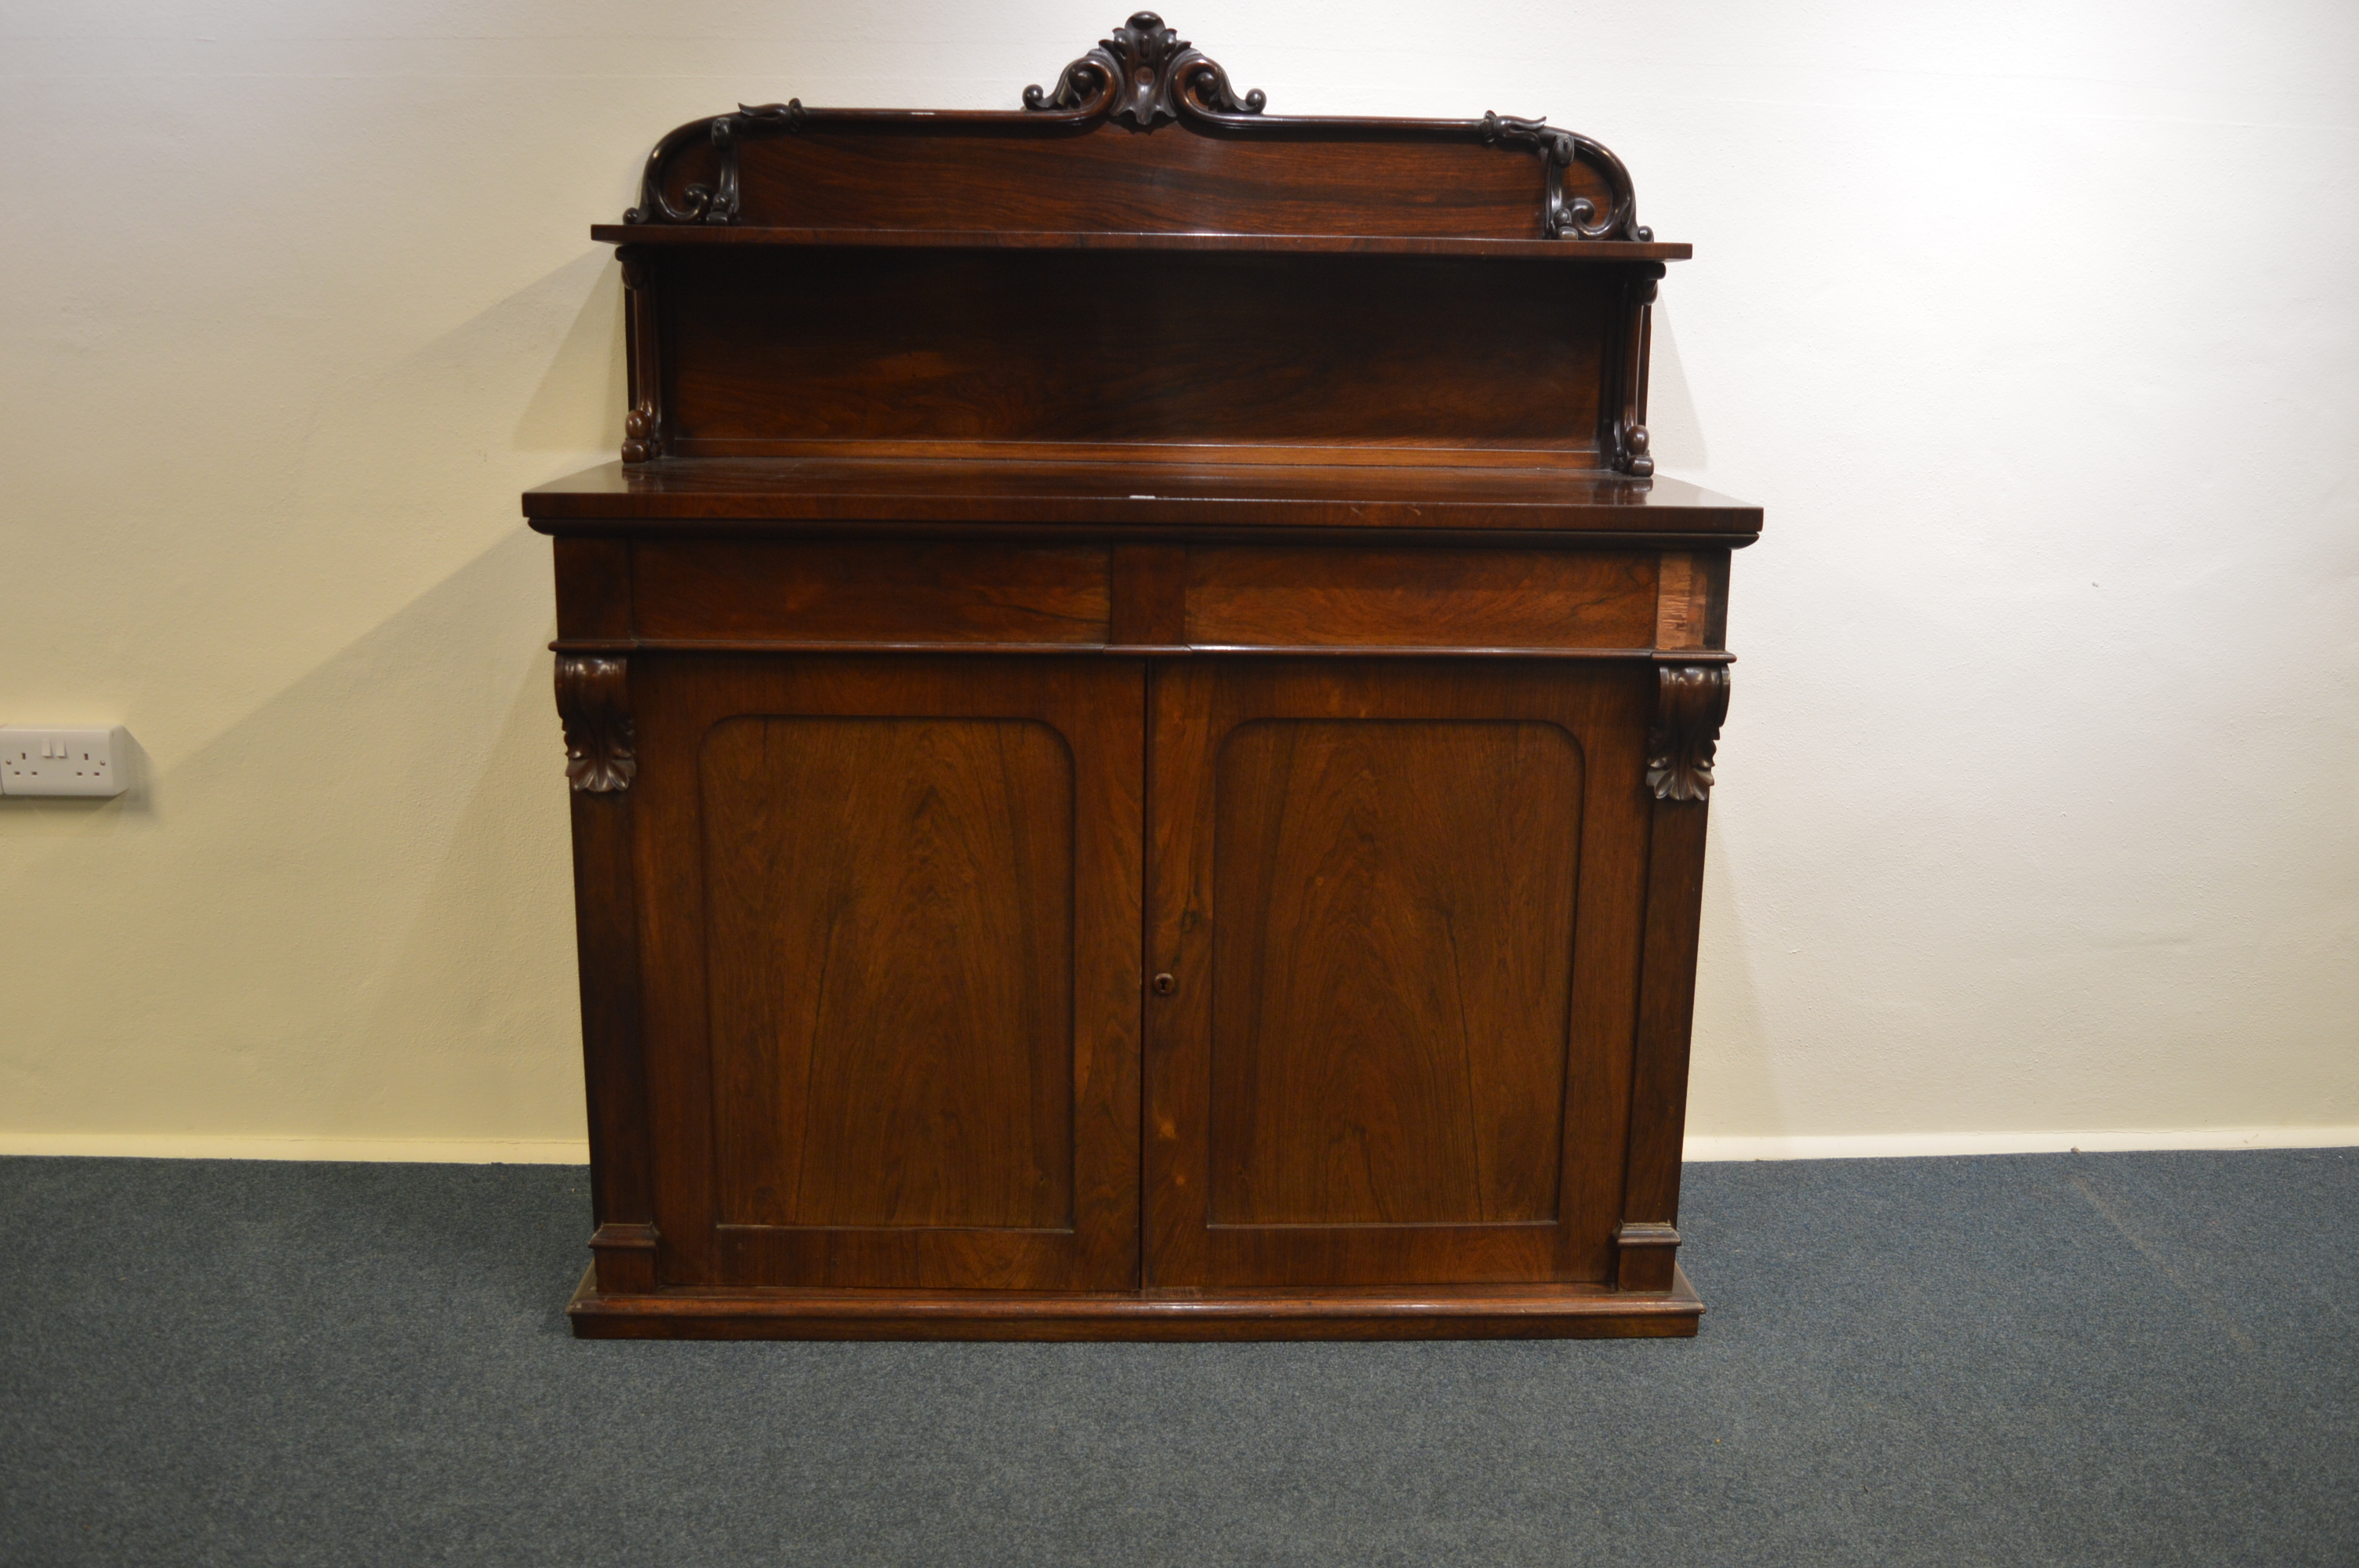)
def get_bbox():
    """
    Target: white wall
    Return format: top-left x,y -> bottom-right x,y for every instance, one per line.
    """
2,0 -> 2353,1161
